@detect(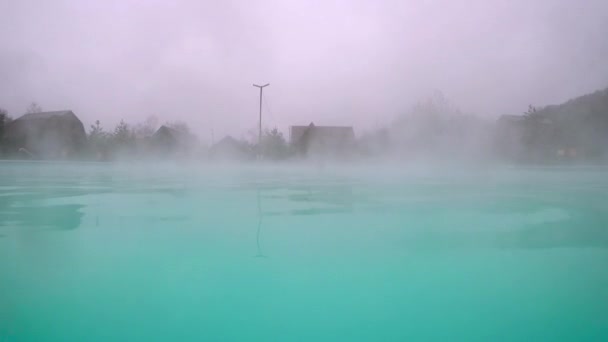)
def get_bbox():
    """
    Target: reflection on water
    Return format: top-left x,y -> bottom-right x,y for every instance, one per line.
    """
0,190 -> 85,231
255,187 -> 265,257
0,204 -> 84,231
253,181 -> 356,256
261,183 -> 354,217
0,162 -> 606,253
1,162 -> 608,341
158,215 -> 189,222
496,208 -> 608,249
